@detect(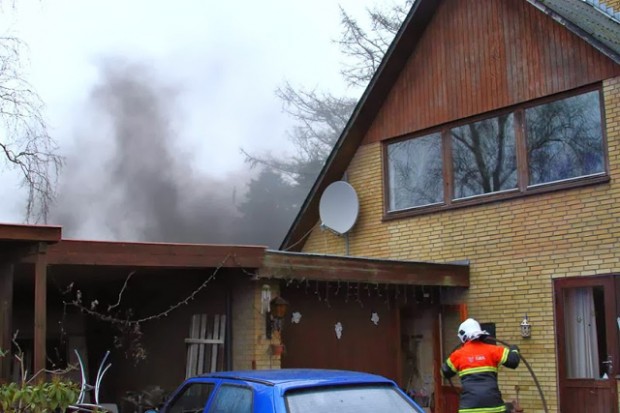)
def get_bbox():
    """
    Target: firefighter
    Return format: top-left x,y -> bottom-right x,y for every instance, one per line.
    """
441,318 -> 520,413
